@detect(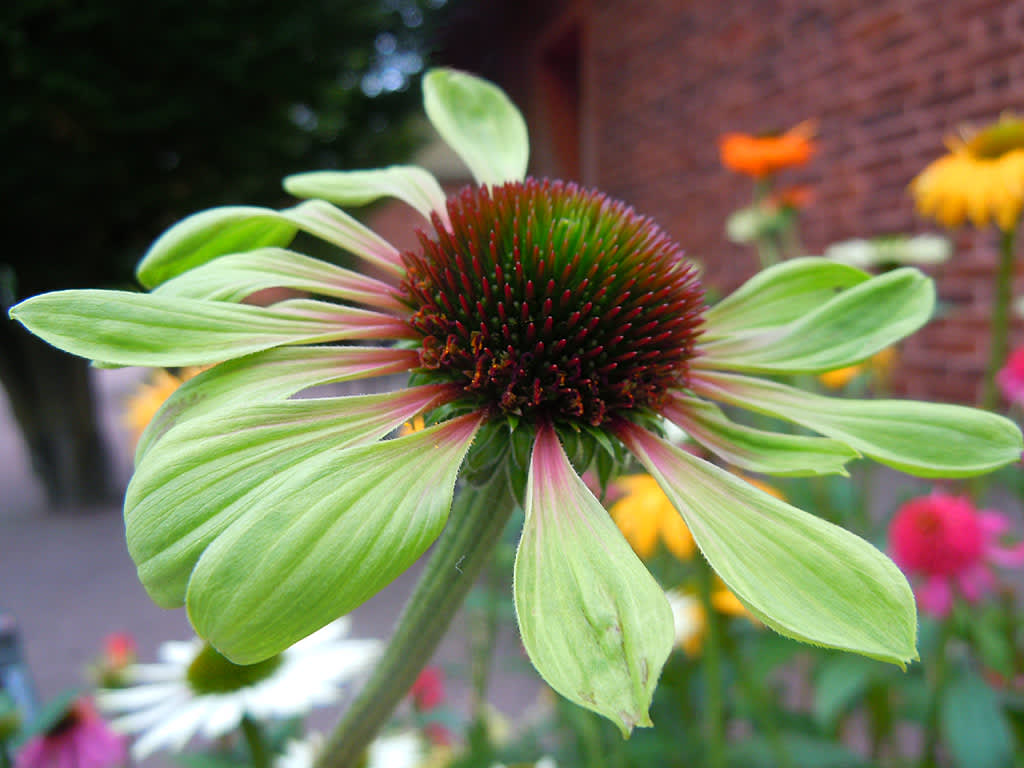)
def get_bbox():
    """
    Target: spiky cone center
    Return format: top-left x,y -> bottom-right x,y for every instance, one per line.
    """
186,642 -> 283,694
400,178 -> 705,428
